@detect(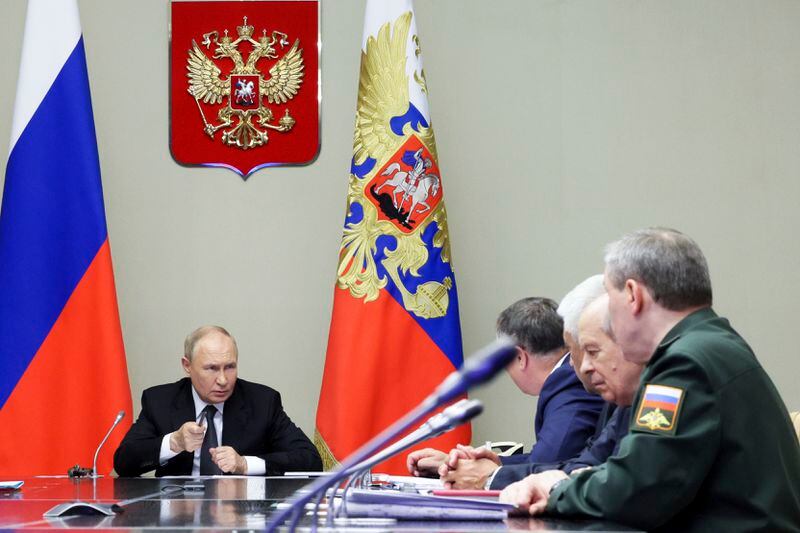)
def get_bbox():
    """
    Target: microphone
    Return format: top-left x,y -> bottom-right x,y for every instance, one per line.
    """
429,336 -> 518,405
266,337 -> 515,531
439,397 -> 483,430
91,410 -> 126,477
422,398 -> 484,439
333,399 -> 484,521
44,410 -> 127,518
344,399 -> 484,477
